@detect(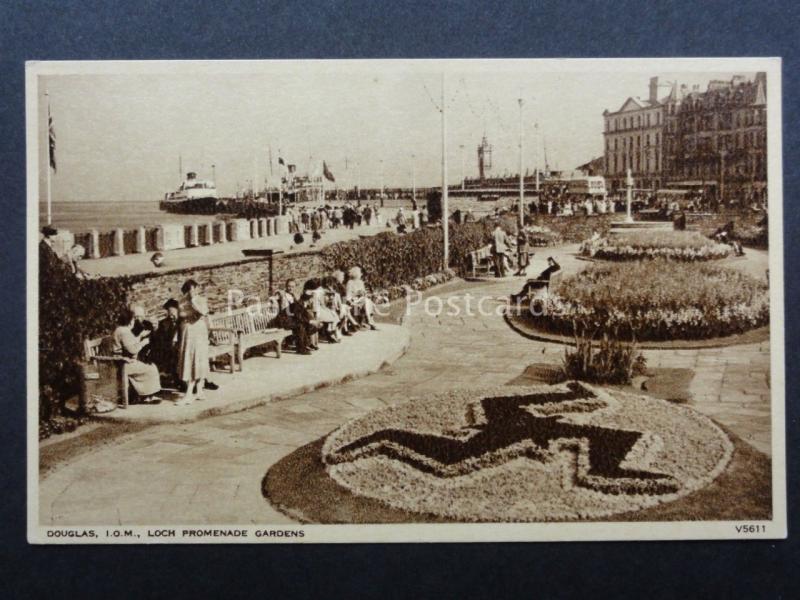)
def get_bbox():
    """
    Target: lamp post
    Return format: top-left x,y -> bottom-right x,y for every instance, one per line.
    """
411,153 -> 416,208
459,144 -> 465,191
625,168 -> 634,223
380,158 -> 384,207
518,97 -> 525,231
441,73 -> 449,270
719,148 -> 728,207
